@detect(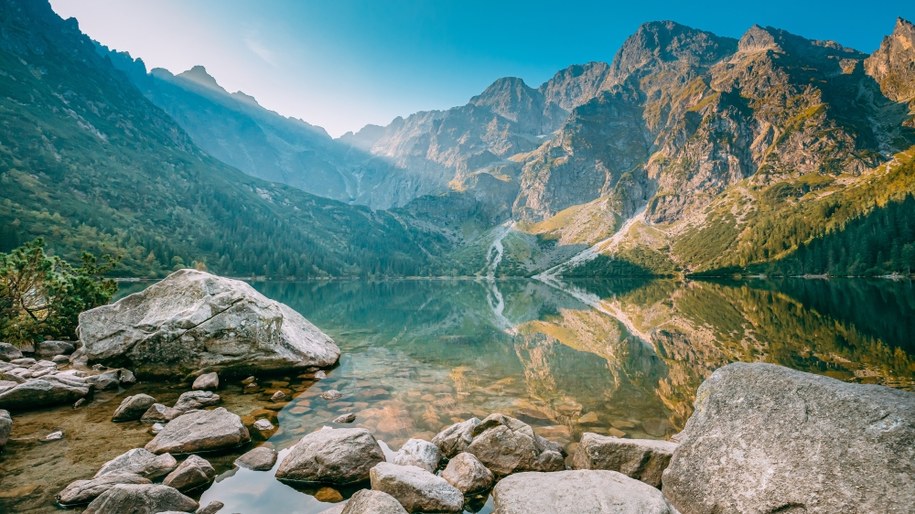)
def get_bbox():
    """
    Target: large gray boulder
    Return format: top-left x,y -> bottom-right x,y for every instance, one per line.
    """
162,455 -> 216,492
57,473 -> 151,506
275,427 -> 385,484
95,448 -> 178,479
465,413 -> 564,476
492,470 -> 675,514
572,433 -> 677,488
235,446 -> 278,471
0,343 -> 23,361
145,408 -> 250,454
0,409 -> 10,451
663,363 -> 915,514
0,376 -> 89,410
112,394 -> 158,422
441,451 -> 494,495
83,484 -> 197,514
432,417 -> 480,458
369,462 -> 464,513
391,438 -> 441,473
341,489 -> 407,514
77,269 -> 340,377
